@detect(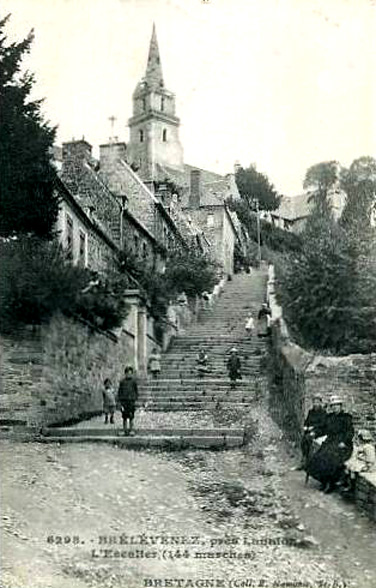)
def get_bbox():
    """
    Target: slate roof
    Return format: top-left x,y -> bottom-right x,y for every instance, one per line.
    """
271,193 -> 311,221
155,163 -> 239,207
